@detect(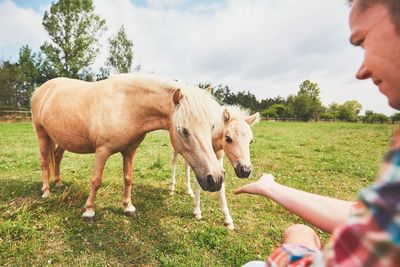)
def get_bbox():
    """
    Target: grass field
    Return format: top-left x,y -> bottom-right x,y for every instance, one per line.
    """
0,121 -> 396,266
